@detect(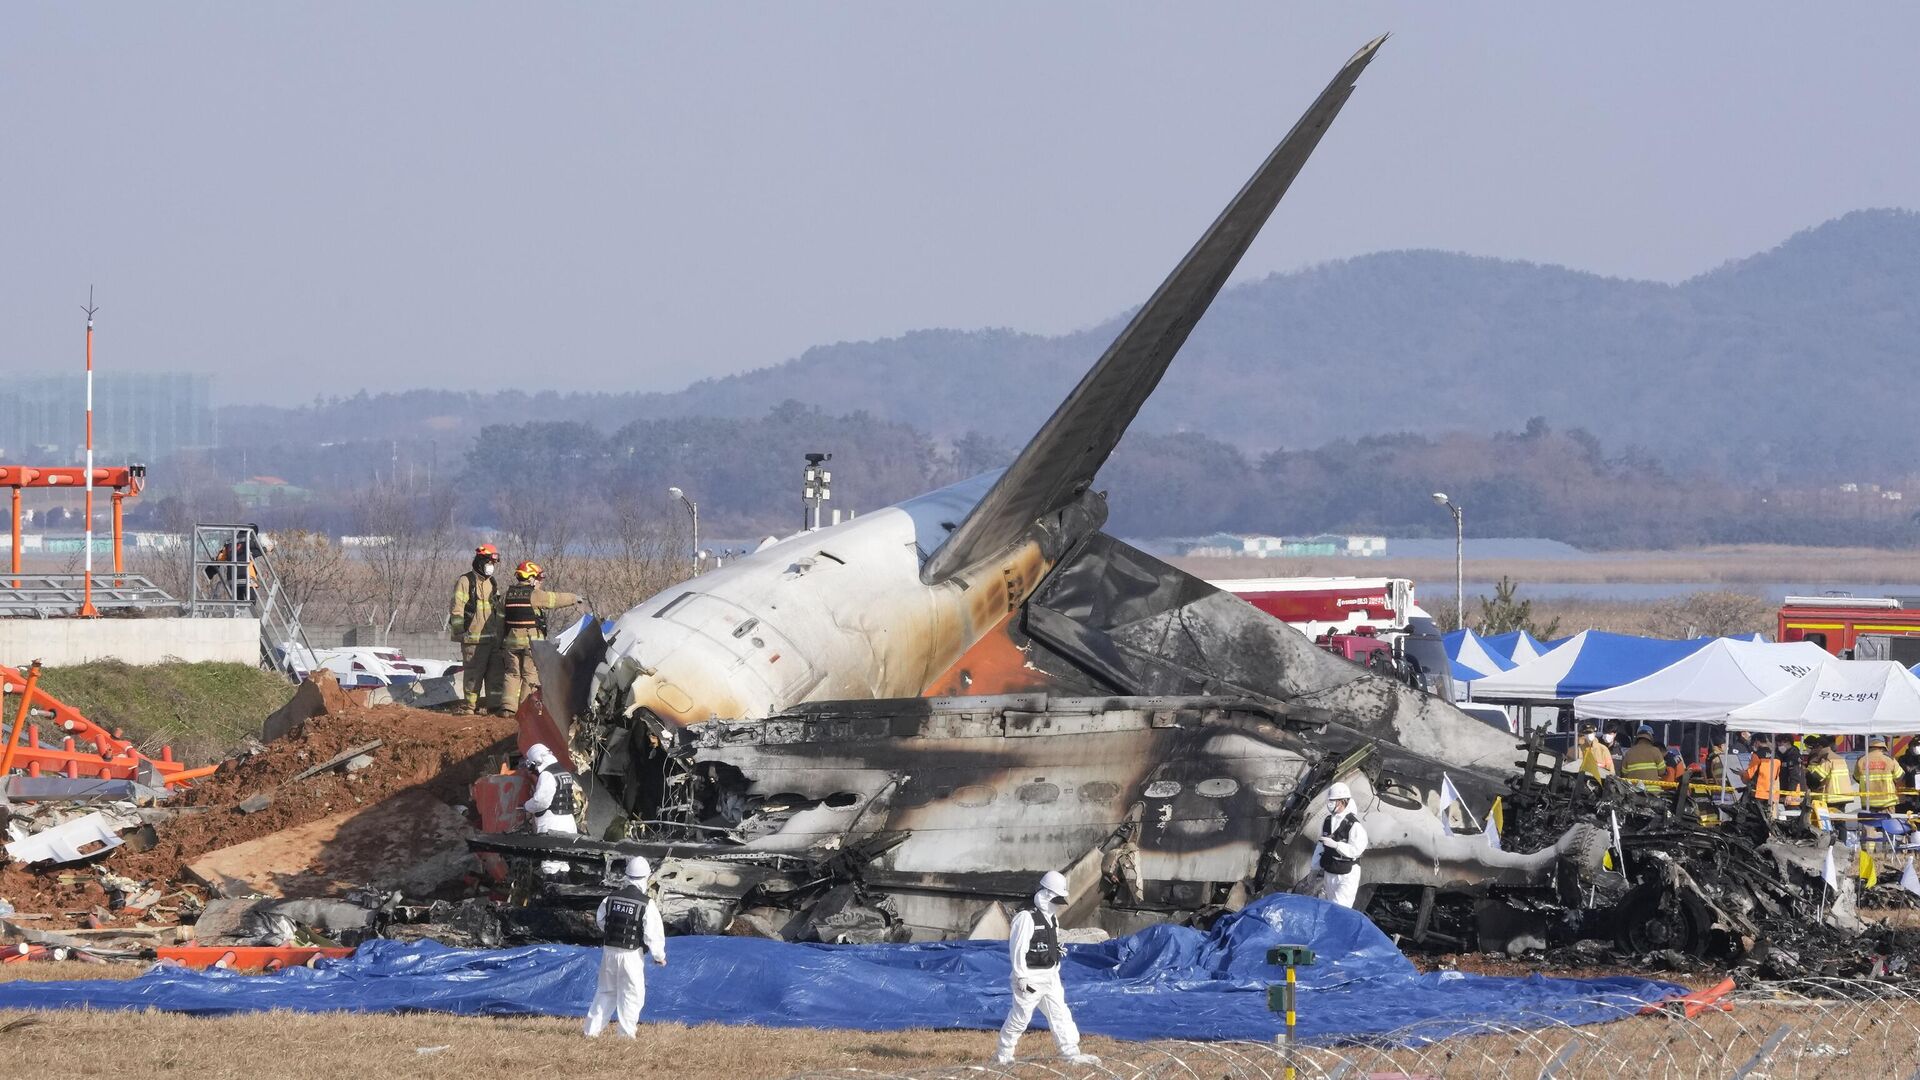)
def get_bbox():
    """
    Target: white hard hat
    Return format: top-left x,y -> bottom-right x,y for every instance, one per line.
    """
525,743 -> 554,767
625,856 -> 652,881
1038,870 -> 1069,903
1325,782 -> 1353,803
